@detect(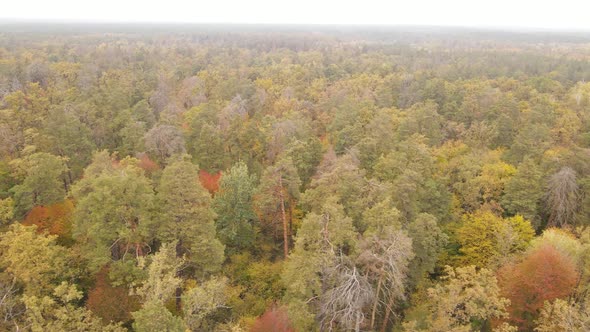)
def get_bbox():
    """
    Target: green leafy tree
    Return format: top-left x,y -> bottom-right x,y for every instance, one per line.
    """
132,300 -> 186,332
213,161 -> 258,251
72,157 -> 155,269
406,213 -> 448,286
156,158 -> 224,274
10,152 -> 67,218
501,157 -> 544,225
40,107 -> 95,181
